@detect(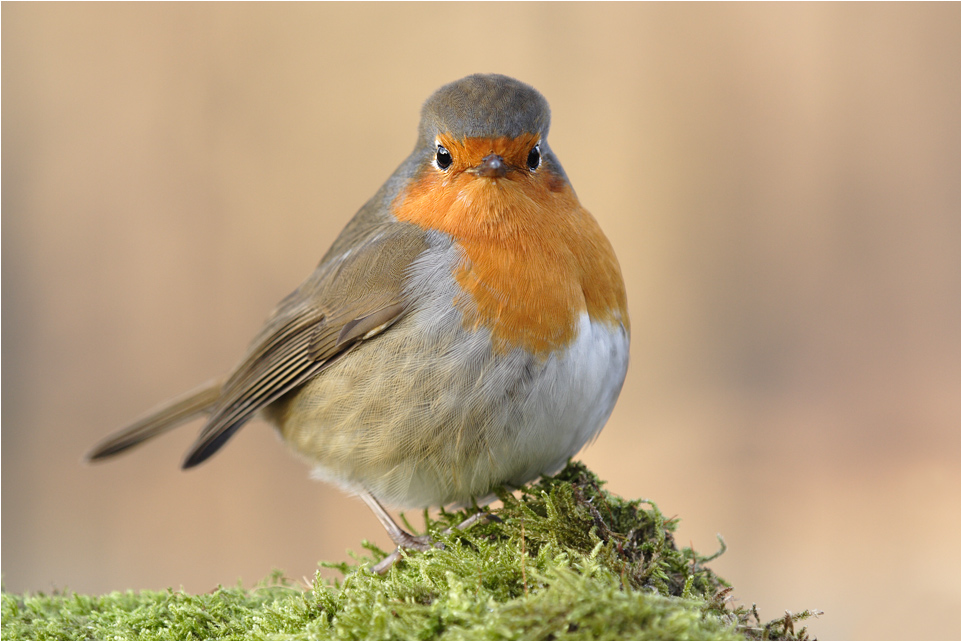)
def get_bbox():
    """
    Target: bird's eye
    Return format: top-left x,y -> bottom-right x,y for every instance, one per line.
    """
526,144 -> 541,171
436,144 -> 453,170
